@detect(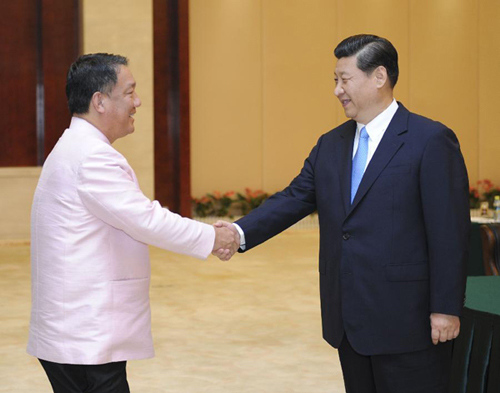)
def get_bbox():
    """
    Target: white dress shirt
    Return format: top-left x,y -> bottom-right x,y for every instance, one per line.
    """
352,99 -> 399,170
234,99 -> 399,250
